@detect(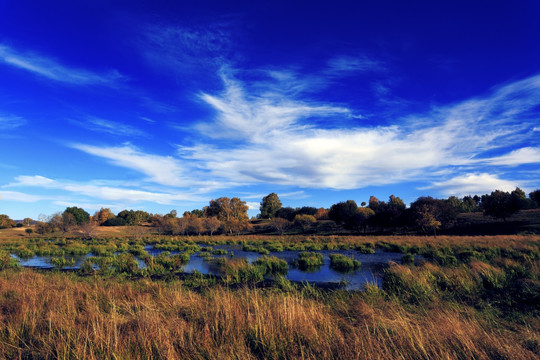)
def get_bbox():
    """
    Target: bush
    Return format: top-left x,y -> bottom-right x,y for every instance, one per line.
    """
102,217 -> 127,226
